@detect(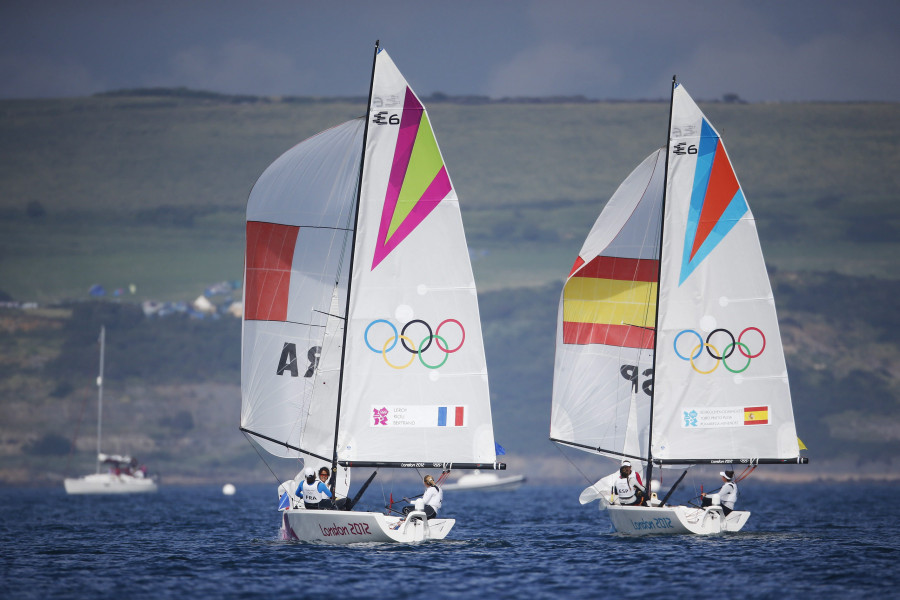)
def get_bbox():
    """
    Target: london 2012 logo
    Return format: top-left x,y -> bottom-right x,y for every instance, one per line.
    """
364,319 -> 465,369
673,327 -> 765,374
